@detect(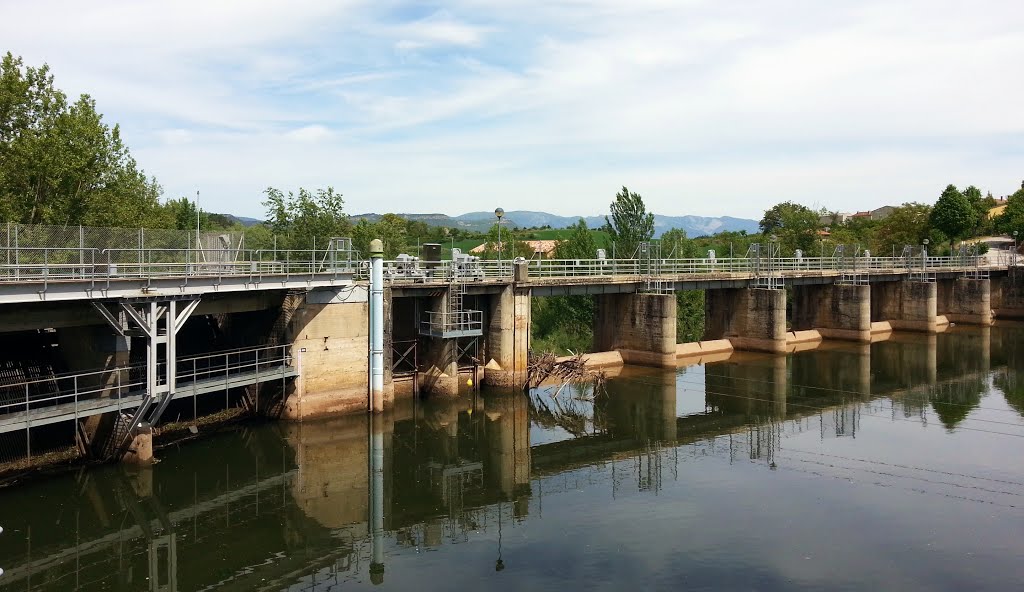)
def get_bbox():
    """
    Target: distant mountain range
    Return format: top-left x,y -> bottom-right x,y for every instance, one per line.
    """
352,210 -> 759,237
